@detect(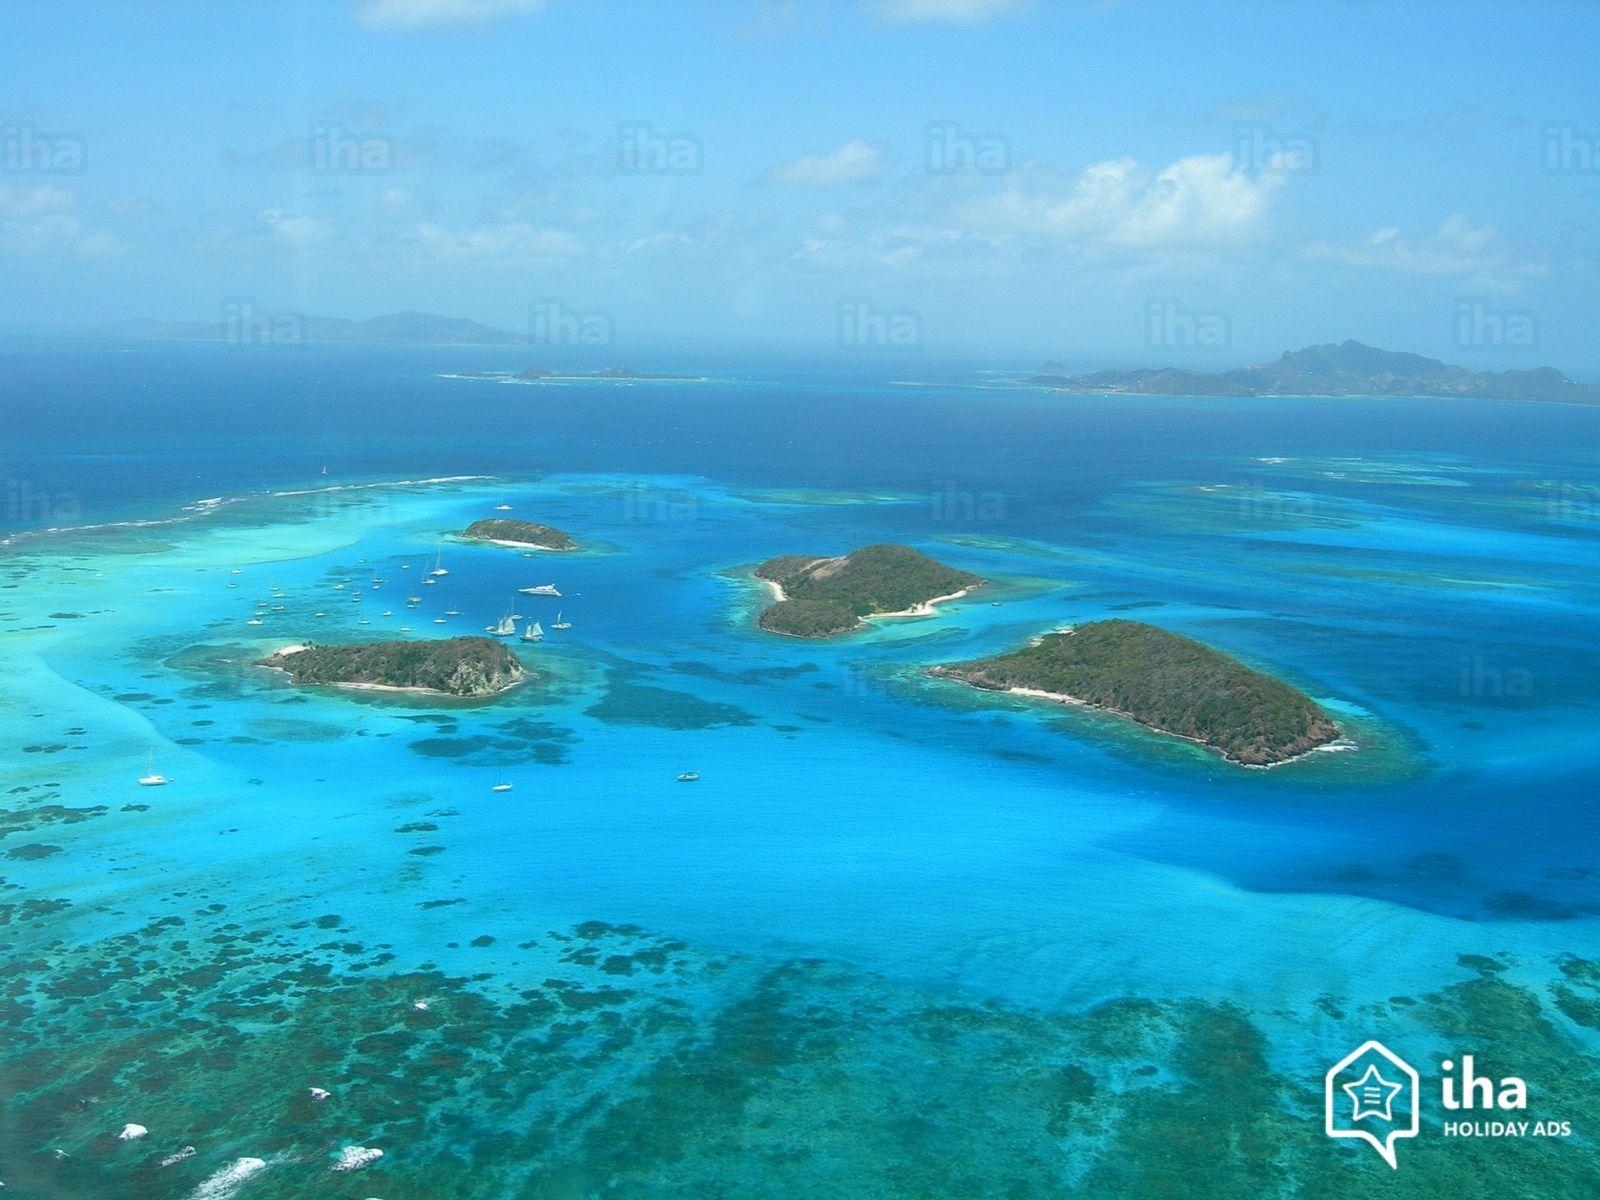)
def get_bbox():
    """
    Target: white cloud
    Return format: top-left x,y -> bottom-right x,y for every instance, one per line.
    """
0,184 -> 125,258
960,152 -> 1288,251
871,0 -> 1031,25
407,221 -> 585,265
1110,153 -> 1287,248
357,0 -> 545,31
765,139 -> 884,188
263,210 -> 336,245
379,186 -> 416,218
1306,215 -> 1545,292
104,195 -> 158,218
